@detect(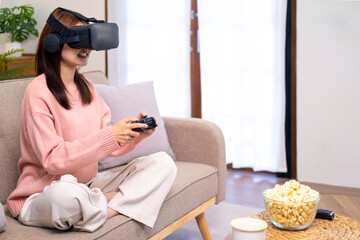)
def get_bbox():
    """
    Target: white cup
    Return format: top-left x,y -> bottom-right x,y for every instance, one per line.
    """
231,217 -> 268,240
